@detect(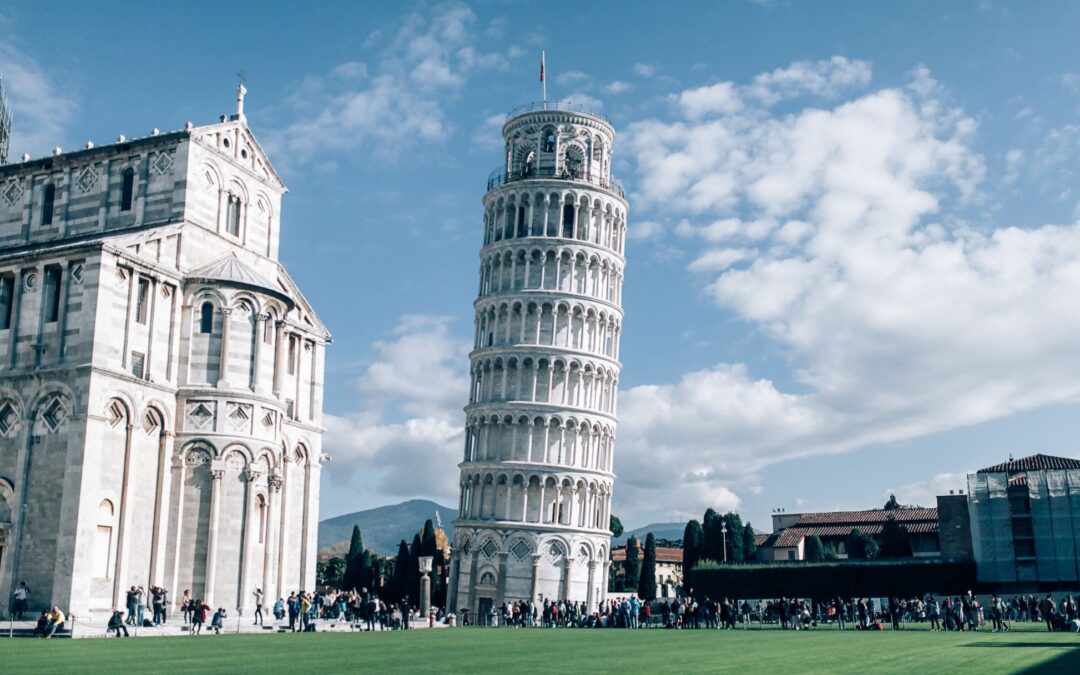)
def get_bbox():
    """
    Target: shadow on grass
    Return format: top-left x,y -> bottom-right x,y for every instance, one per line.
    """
963,642 -> 1079,649
1020,647 -> 1080,674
